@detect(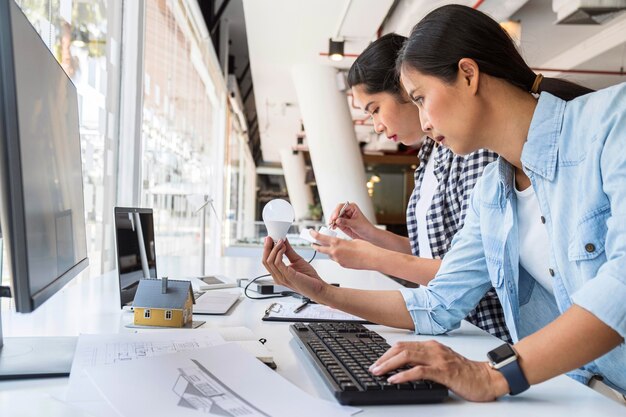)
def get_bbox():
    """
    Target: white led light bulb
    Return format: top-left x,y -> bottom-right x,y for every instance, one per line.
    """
262,199 -> 295,241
